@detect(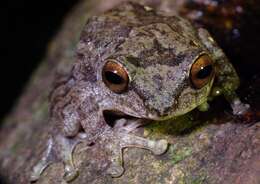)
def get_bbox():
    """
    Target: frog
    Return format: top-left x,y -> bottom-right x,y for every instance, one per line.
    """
30,2 -> 249,182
